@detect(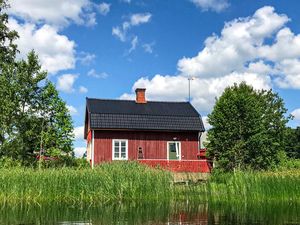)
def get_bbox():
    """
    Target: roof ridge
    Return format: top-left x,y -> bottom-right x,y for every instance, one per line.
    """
86,97 -> 189,104
91,112 -> 200,117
